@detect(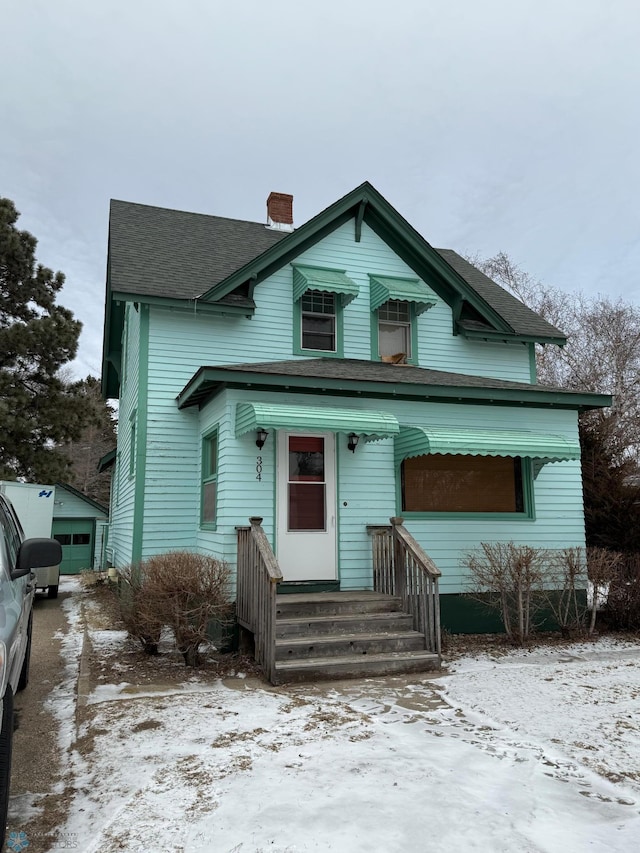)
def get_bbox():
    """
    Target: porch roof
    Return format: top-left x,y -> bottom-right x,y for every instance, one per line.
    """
176,358 -> 612,412
236,402 -> 399,440
394,425 -> 581,466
